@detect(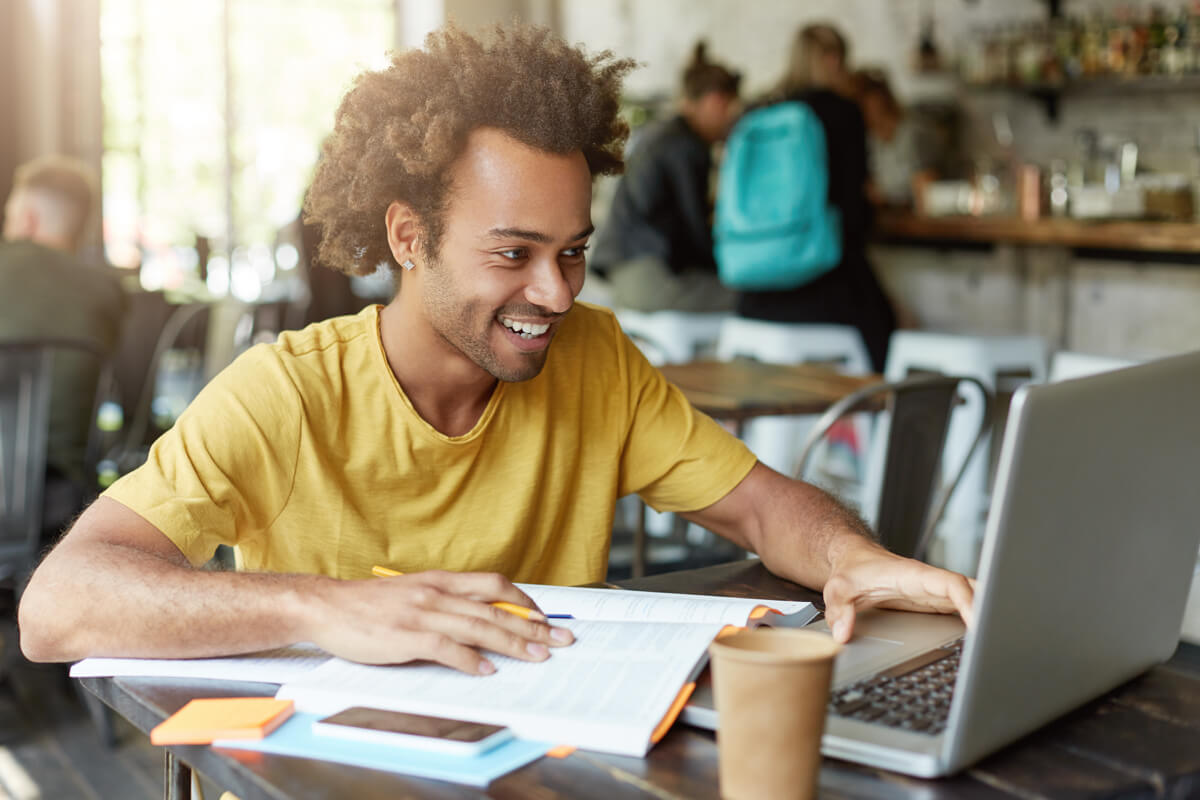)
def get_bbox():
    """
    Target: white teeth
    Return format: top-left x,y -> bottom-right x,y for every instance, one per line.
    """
500,317 -> 550,336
